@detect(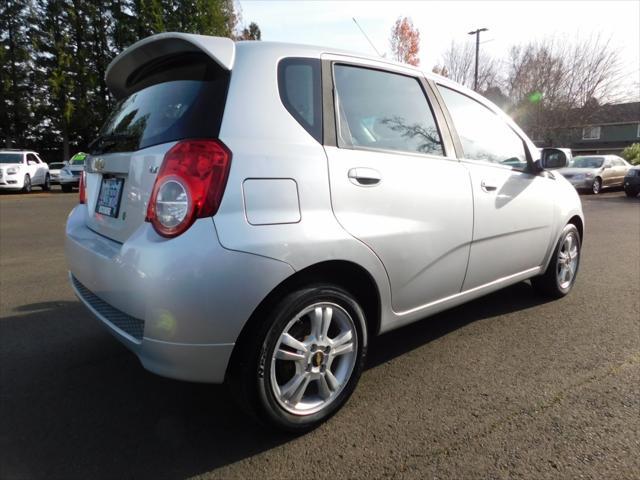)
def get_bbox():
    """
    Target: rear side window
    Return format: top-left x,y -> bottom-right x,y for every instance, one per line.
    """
438,86 -> 527,168
90,53 -> 229,155
278,58 -> 322,142
333,65 -> 444,156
